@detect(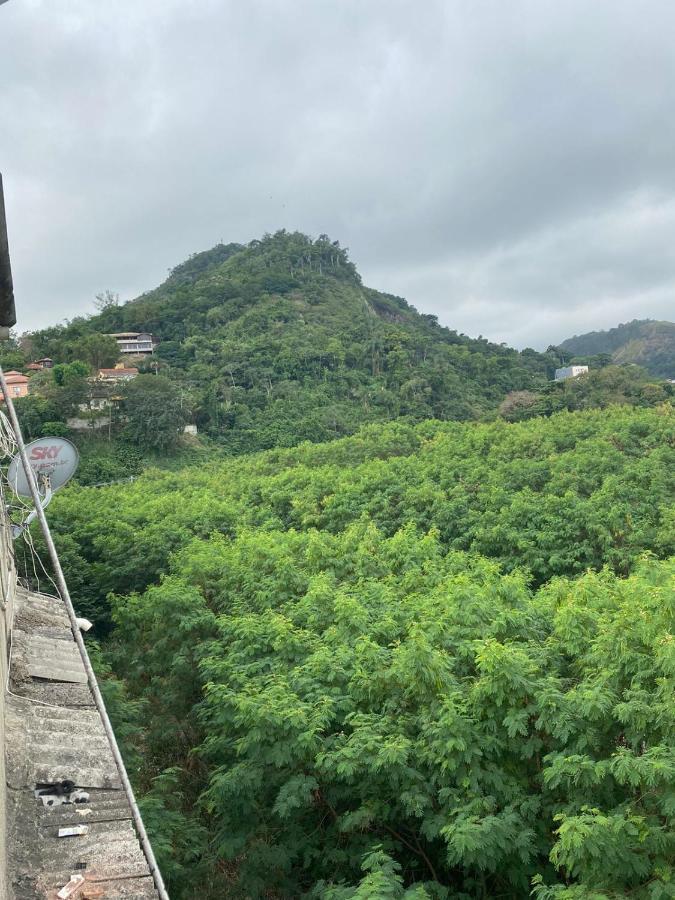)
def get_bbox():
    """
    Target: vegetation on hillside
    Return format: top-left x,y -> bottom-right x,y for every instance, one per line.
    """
7,236 -> 671,470
24,403 -> 673,898
499,364 -> 672,421
118,549 -> 674,900
2,362 -> 191,484
559,319 -> 675,378
21,232 -> 564,453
